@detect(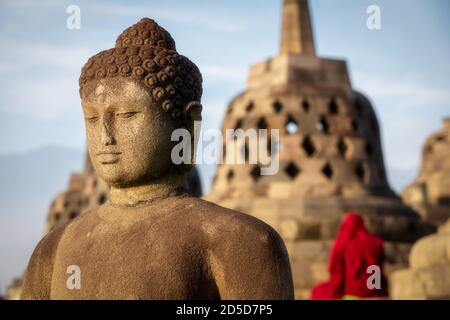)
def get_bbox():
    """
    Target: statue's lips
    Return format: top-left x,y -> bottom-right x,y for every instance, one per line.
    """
96,151 -> 122,164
